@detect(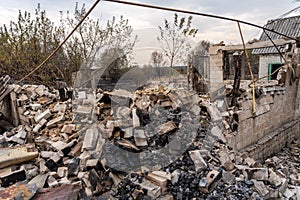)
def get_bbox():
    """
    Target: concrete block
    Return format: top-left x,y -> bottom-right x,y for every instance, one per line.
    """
34,109 -> 52,123
47,115 -> 65,128
82,127 -> 99,151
